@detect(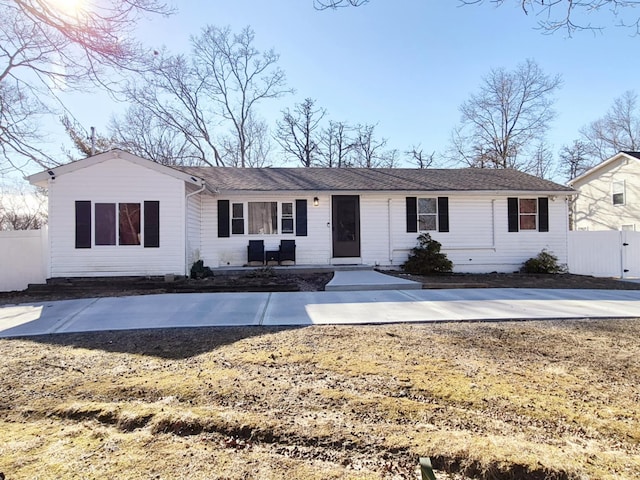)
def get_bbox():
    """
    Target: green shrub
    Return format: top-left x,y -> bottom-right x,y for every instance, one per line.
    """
402,233 -> 453,275
521,249 -> 566,274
